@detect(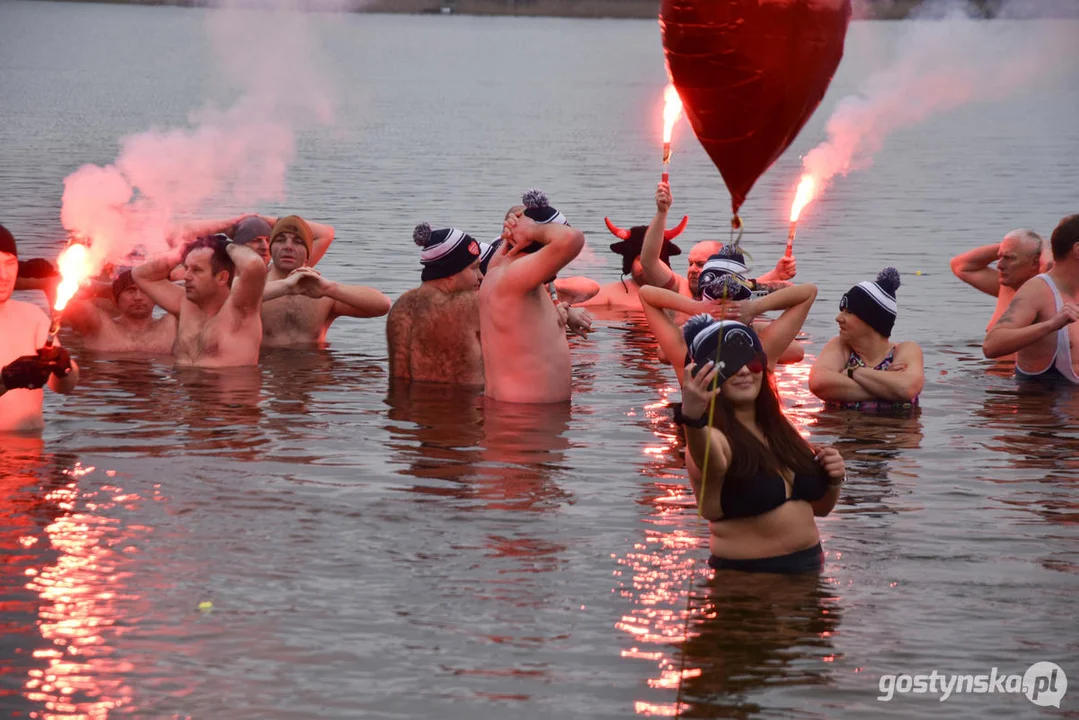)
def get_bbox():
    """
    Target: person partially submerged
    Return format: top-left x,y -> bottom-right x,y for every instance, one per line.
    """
676,317 -> 846,573
983,214 -> 1079,385
62,269 -> 177,354
386,222 -> 484,385
133,233 -> 267,367
808,268 -> 924,409
0,224 -> 79,433
479,190 -> 585,403
261,215 -> 390,348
